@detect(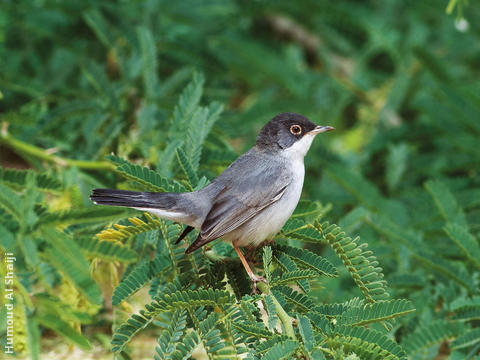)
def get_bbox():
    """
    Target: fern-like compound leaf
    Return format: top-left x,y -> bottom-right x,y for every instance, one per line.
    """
281,218 -> 323,242
263,246 -> 273,282
112,255 -> 169,305
273,286 -> 316,312
36,313 -> 92,350
261,339 -> 299,360
425,179 -> 467,226
42,228 -> 103,305
36,207 -> 128,229
337,299 -> 415,327
297,314 -> 315,352
175,147 -> 199,189
169,330 -> 200,360
111,310 -> 153,352
75,236 -> 137,263
231,321 -> 274,339
402,320 -> 464,356
255,335 -> 291,354
312,302 -> 350,317
274,244 -> 338,277
452,305 -> 480,321
96,213 -> 170,242
444,222 -> 480,270
450,328 -> 480,350
271,269 -> 319,286
145,289 -> 233,314
315,221 -> 389,303
154,310 -> 188,360
328,325 -> 406,360
274,252 -> 309,293
106,154 -> 186,192
0,167 -> 62,190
